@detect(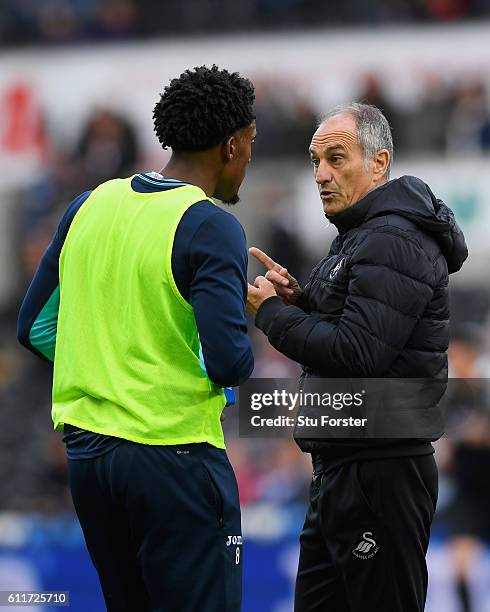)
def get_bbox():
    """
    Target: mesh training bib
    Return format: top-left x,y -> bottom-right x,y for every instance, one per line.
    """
52,177 -> 227,448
